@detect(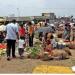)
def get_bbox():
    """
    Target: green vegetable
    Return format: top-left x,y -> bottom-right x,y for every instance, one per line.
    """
26,47 -> 40,58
